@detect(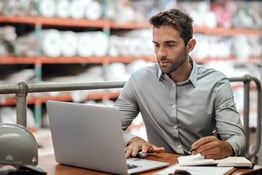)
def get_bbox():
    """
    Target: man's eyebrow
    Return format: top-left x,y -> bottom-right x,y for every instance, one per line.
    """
152,40 -> 176,44
165,40 -> 176,44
